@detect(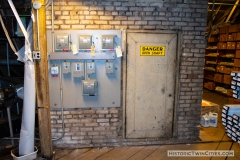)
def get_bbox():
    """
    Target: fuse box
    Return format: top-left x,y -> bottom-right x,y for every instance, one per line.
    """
55,34 -> 70,51
82,79 -> 98,96
79,35 -> 92,50
72,62 -> 84,78
102,35 -> 115,50
51,65 -> 58,77
86,62 -> 95,74
105,62 -> 114,74
62,62 -> 71,74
